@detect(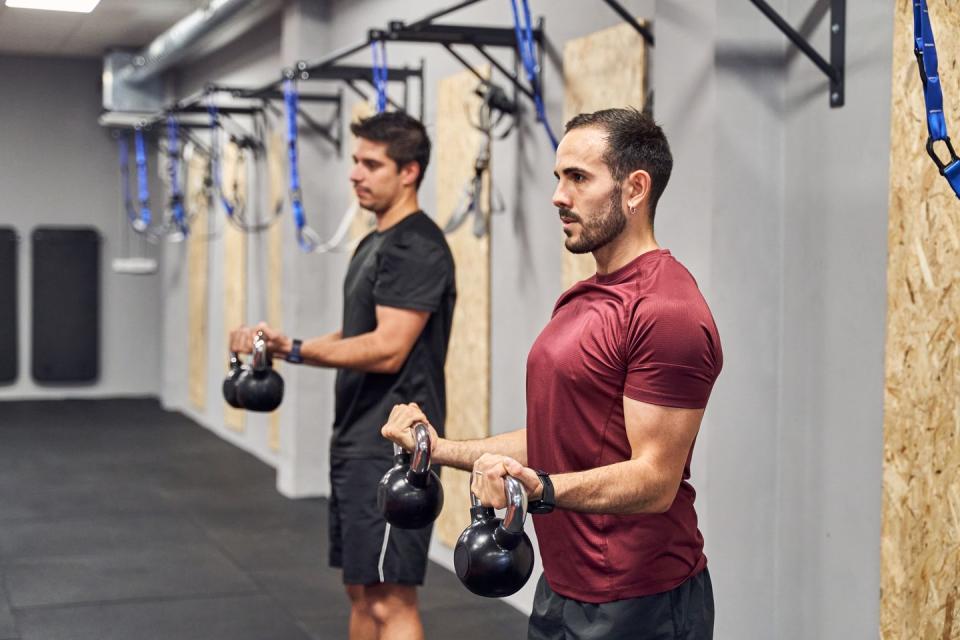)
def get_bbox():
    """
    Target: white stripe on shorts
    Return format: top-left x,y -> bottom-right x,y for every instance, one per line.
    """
377,523 -> 392,583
